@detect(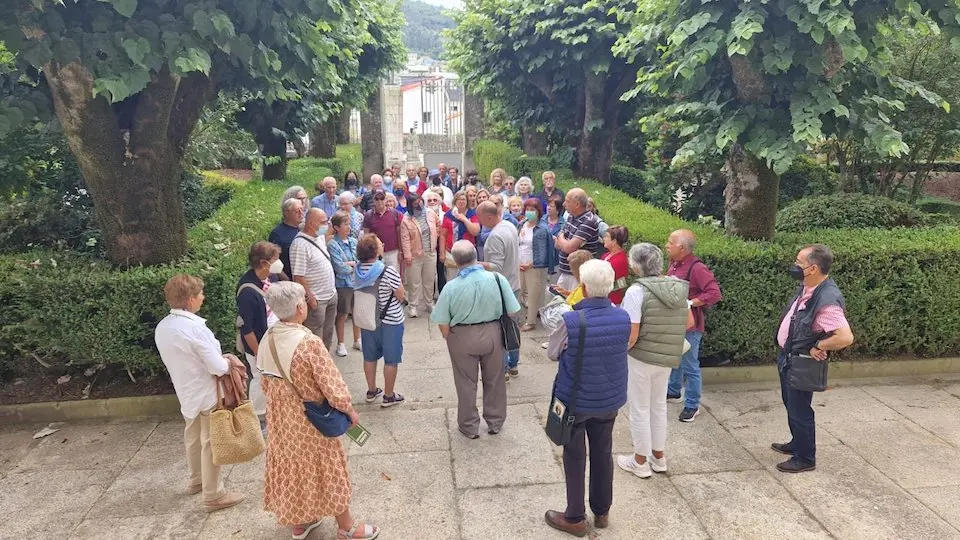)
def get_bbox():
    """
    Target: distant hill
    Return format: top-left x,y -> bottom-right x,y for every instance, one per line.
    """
402,0 -> 455,58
